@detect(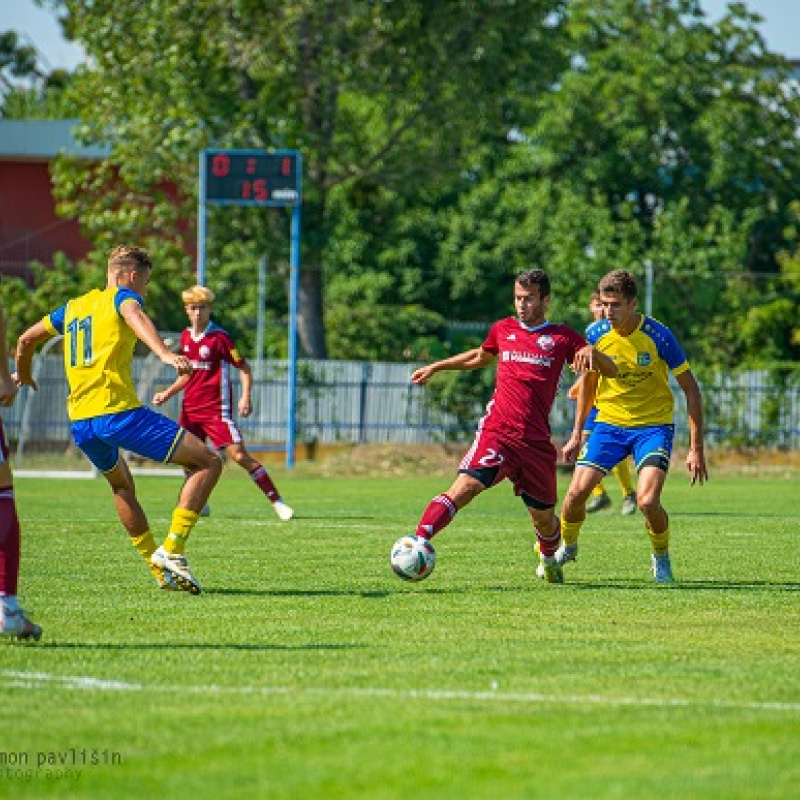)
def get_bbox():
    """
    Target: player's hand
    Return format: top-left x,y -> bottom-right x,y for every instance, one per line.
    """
11,371 -> 37,391
561,433 -> 582,464
0,380 -> 17,406
152,391 -> 168,405
239,398 -> 252,417
165,353 -> 193,376
570,345 -> 596,373
410,366 -> 435,386
686,447 -> 708,486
